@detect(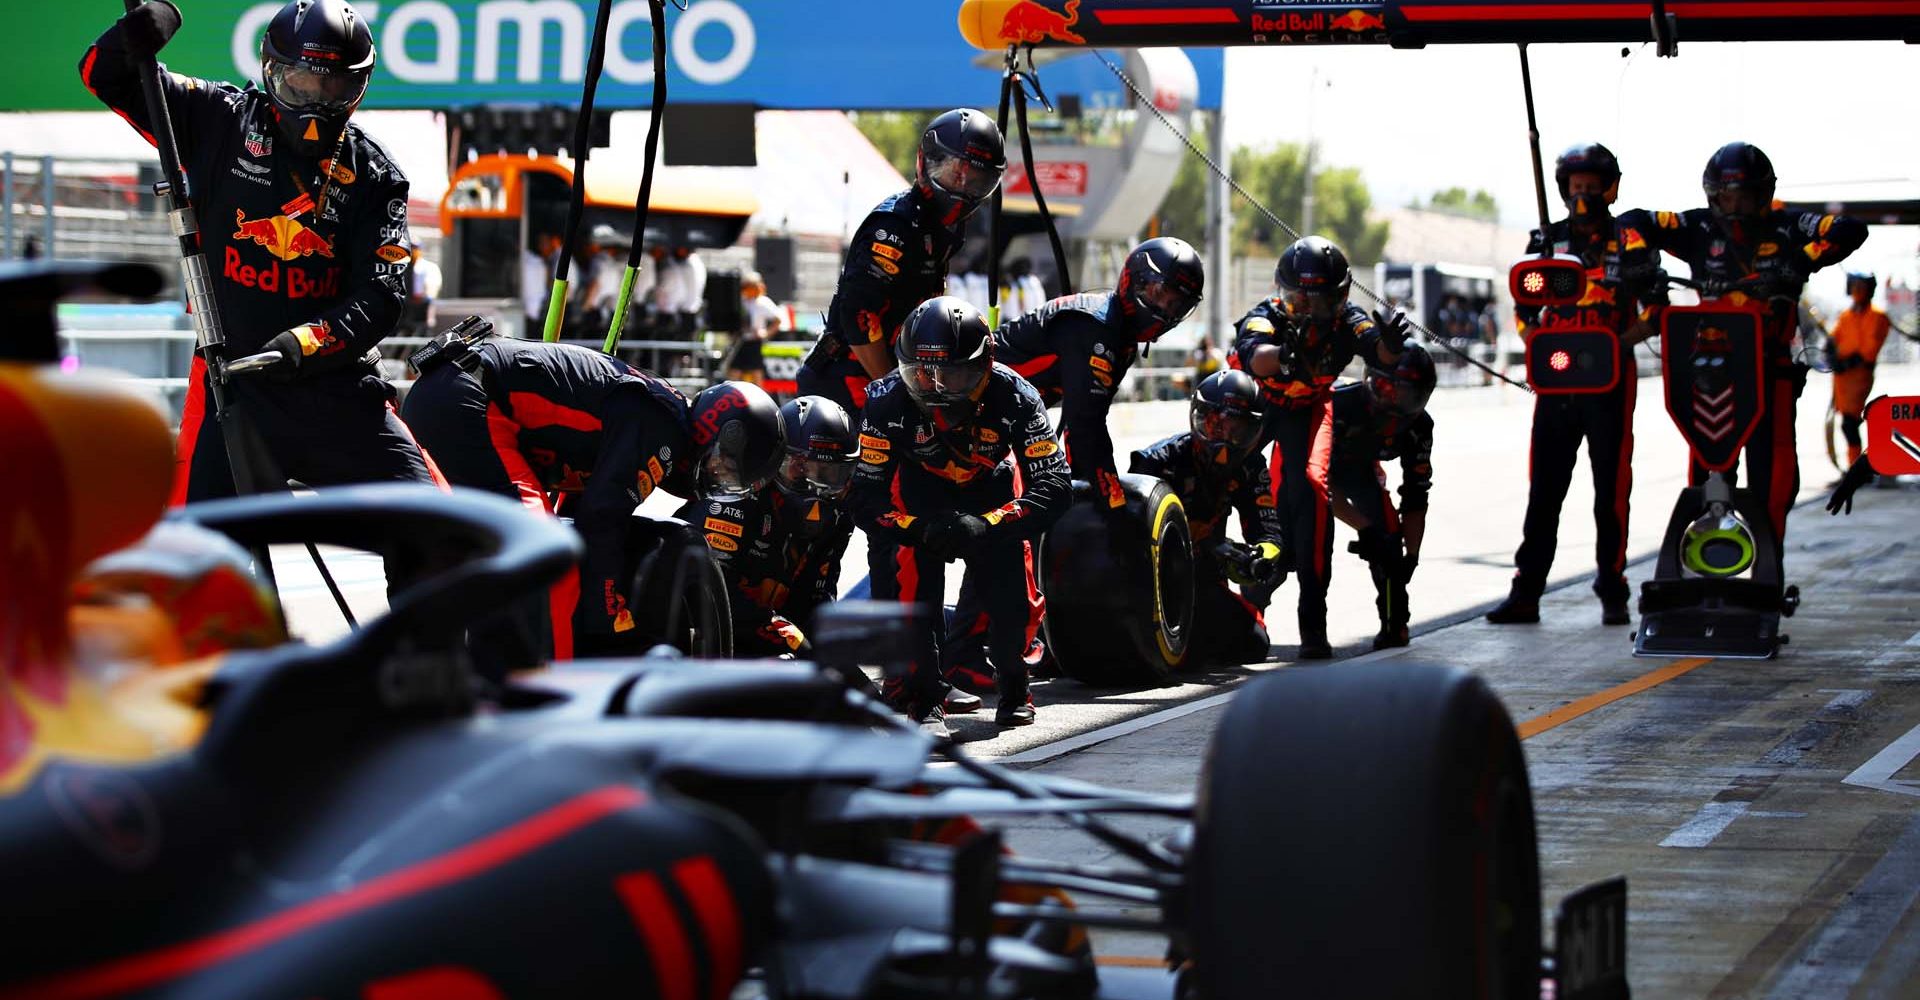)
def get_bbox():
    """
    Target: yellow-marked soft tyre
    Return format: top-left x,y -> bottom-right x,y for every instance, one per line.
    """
1190,663 -> 1541,998
1040,474 -> 1194,686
